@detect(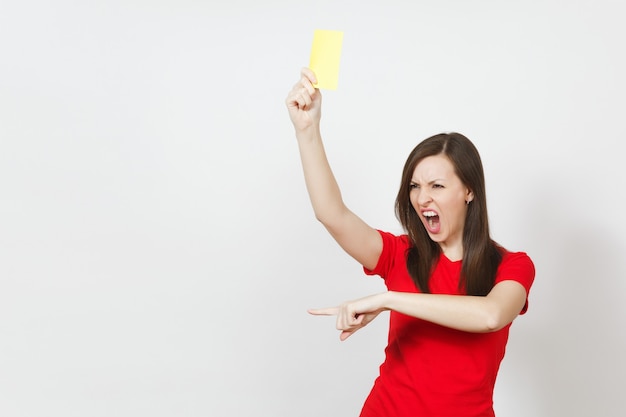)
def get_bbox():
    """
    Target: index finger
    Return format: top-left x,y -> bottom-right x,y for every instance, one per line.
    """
301,67 -> 318,86
307,307 -> 338,316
